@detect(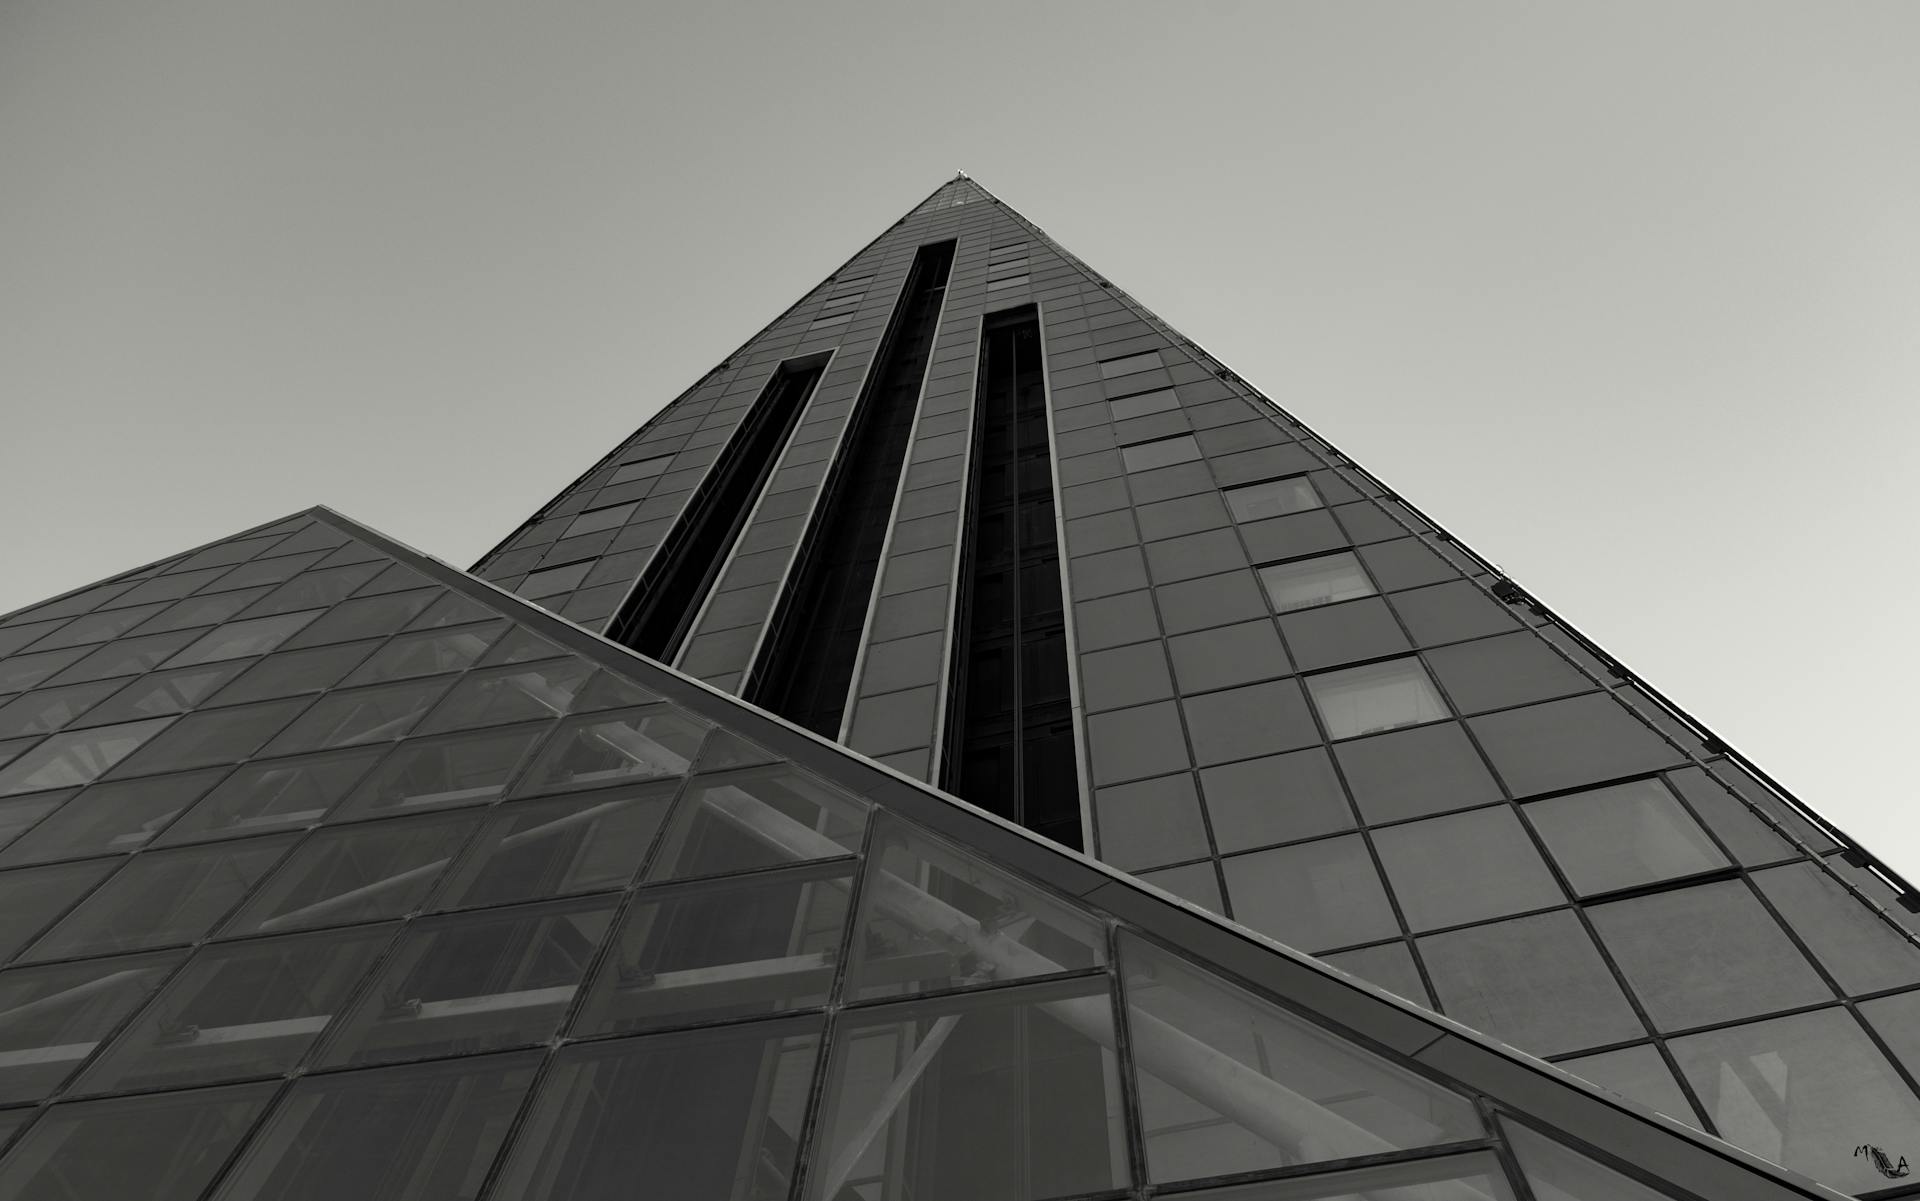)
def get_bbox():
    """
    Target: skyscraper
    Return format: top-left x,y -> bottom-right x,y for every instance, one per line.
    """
0,175 -> 1912,1200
